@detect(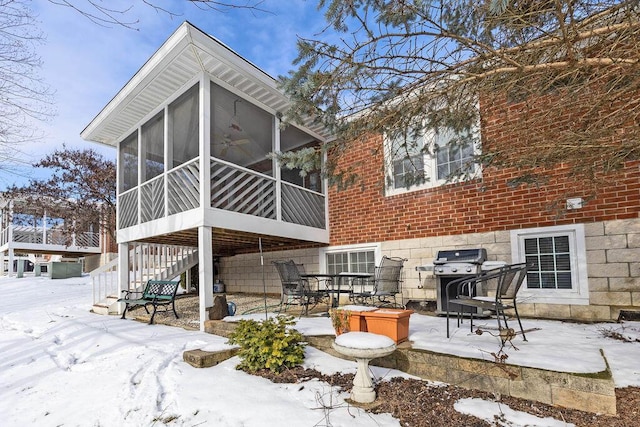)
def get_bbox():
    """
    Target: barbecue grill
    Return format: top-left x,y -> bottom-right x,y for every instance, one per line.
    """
433,248 -> 487,314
